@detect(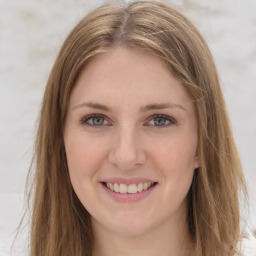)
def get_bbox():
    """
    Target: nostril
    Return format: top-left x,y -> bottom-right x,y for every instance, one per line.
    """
107,142 -> 147,170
